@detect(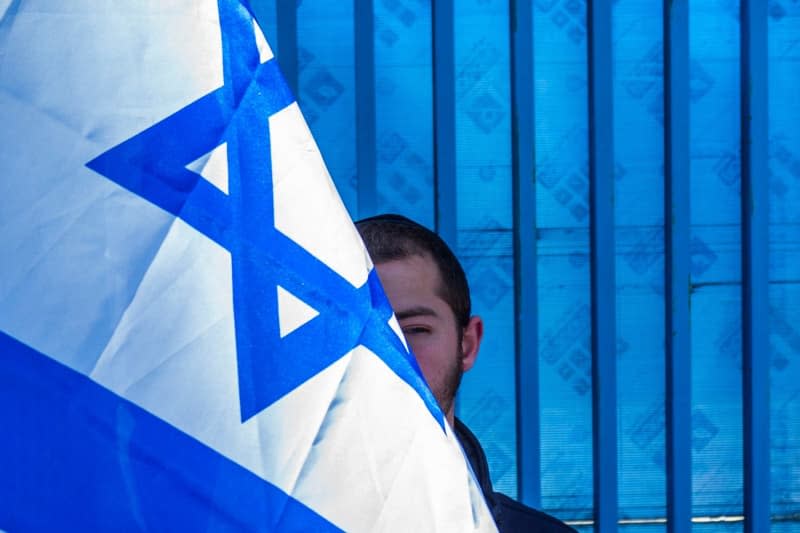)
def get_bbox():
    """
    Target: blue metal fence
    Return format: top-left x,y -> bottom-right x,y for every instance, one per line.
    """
664,3 -> 691,533
254,1 -> 800,531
